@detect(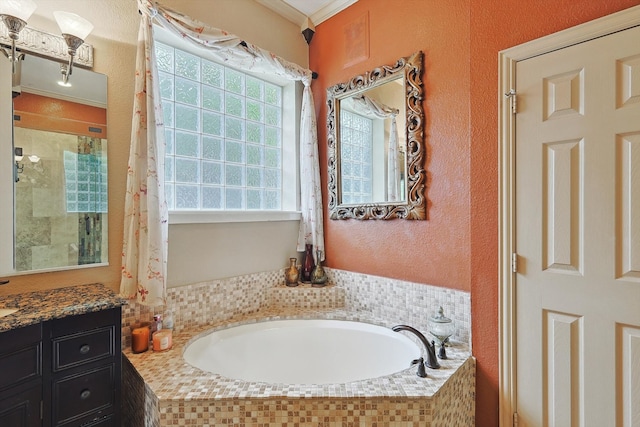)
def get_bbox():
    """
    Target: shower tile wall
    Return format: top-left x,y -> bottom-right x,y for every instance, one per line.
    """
14,128 -> 78,270
13,127 -> 107,271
